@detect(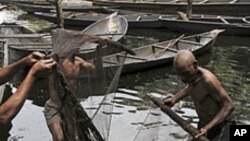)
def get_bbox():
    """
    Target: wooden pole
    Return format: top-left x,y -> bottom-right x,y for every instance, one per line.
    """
148,95 -> 210,141
187,0 -> 193,19
55,0 -> 64,28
